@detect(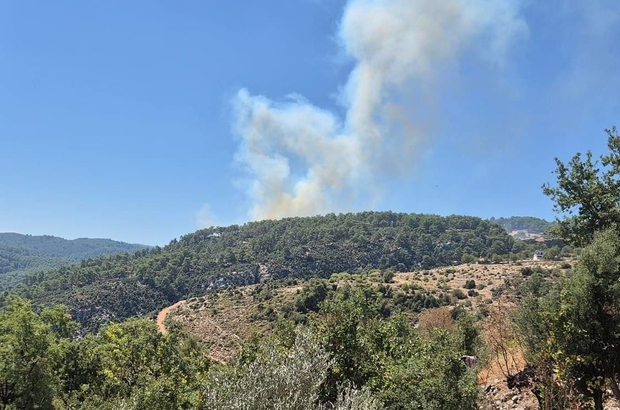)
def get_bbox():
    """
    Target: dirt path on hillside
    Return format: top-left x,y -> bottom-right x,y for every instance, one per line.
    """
157,300 -> 185,334
157,299 -> 229,364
